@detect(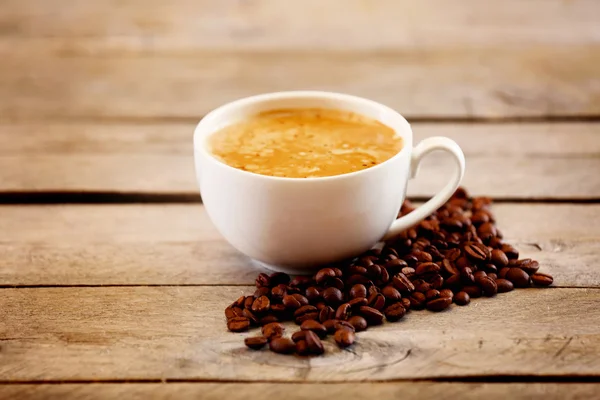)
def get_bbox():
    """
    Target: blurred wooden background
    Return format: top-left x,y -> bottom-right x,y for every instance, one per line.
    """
1,1 -> 599,399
